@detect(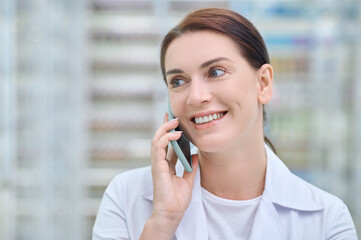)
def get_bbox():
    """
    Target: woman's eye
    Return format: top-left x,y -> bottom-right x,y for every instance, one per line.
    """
171,78 -> 186,88
209,67 -> 226,78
